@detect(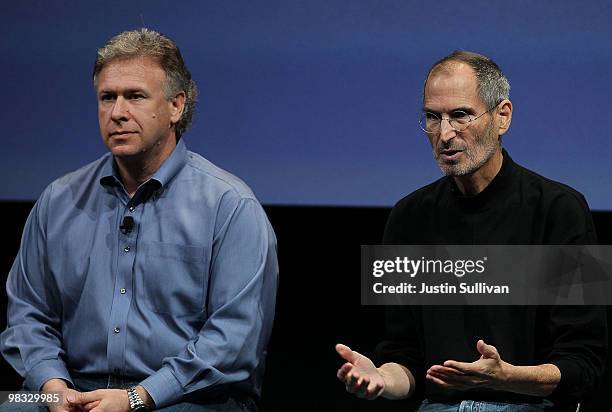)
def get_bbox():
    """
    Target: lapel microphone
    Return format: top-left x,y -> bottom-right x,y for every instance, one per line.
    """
120,216 -> 135,234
